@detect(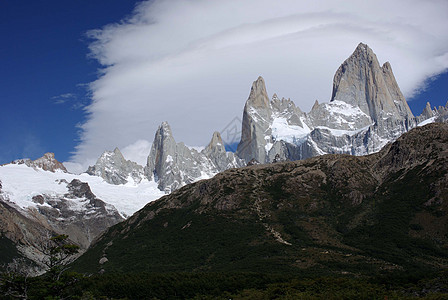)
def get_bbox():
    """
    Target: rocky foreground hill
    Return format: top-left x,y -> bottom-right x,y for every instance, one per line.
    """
73,122 -> 448,275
